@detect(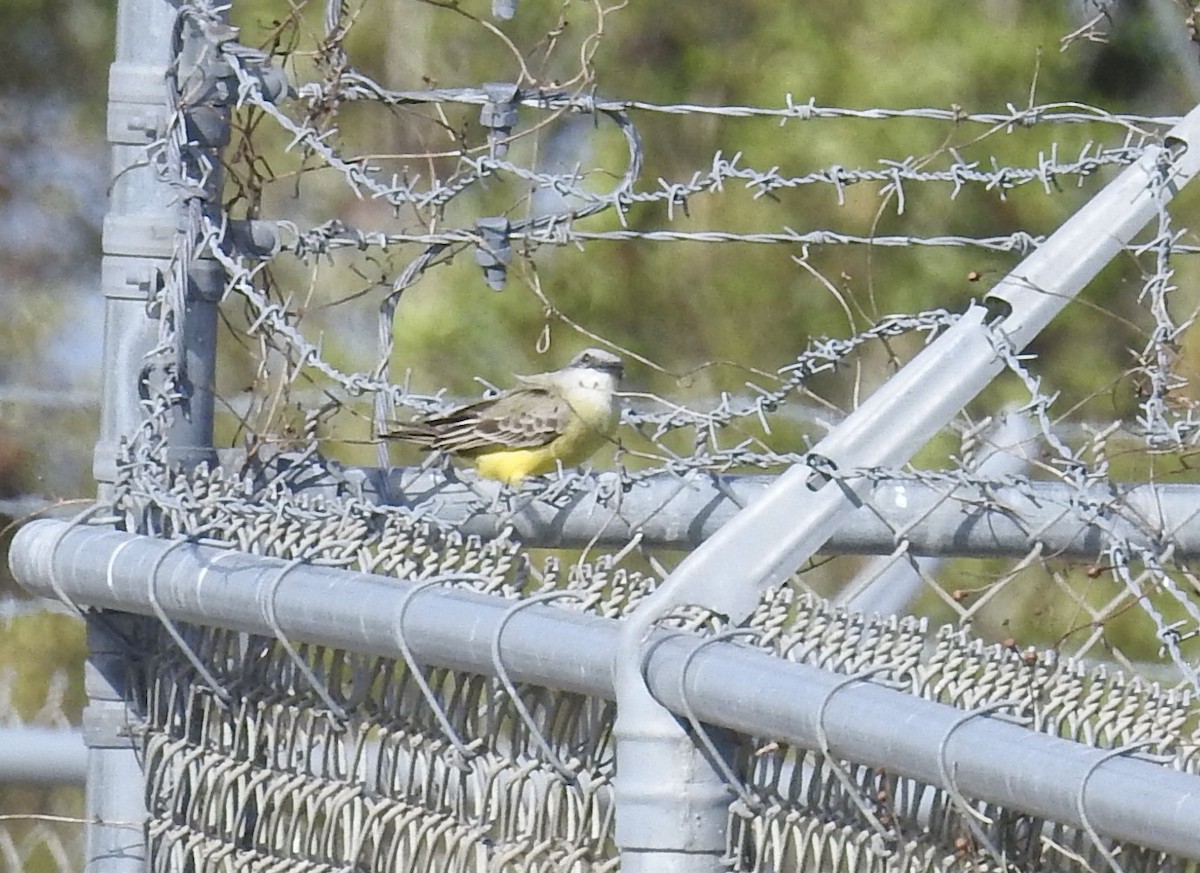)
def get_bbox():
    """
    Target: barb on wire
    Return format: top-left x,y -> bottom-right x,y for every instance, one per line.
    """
91,2 -> 1200,870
